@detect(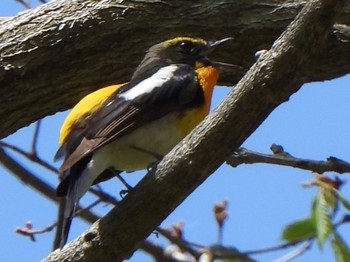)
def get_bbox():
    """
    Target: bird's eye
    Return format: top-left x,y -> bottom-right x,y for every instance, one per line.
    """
178,41 -> 193,53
